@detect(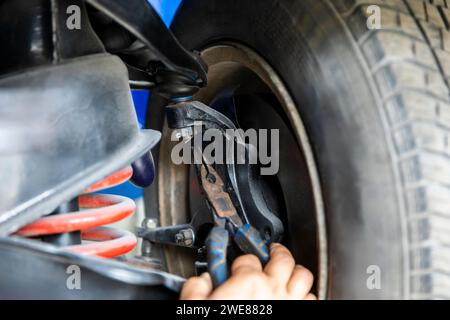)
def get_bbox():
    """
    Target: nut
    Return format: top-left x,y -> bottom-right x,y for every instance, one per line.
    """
174,228 -> 195,247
